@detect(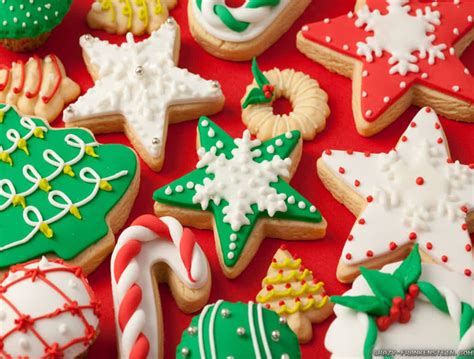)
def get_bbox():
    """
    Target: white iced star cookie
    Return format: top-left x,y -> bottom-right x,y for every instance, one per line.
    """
317,107 -> 473,282
63,19 -> 225,172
